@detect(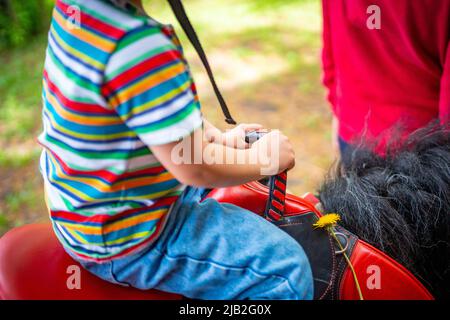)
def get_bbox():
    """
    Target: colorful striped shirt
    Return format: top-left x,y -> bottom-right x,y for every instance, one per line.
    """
38,0 -> 203,261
